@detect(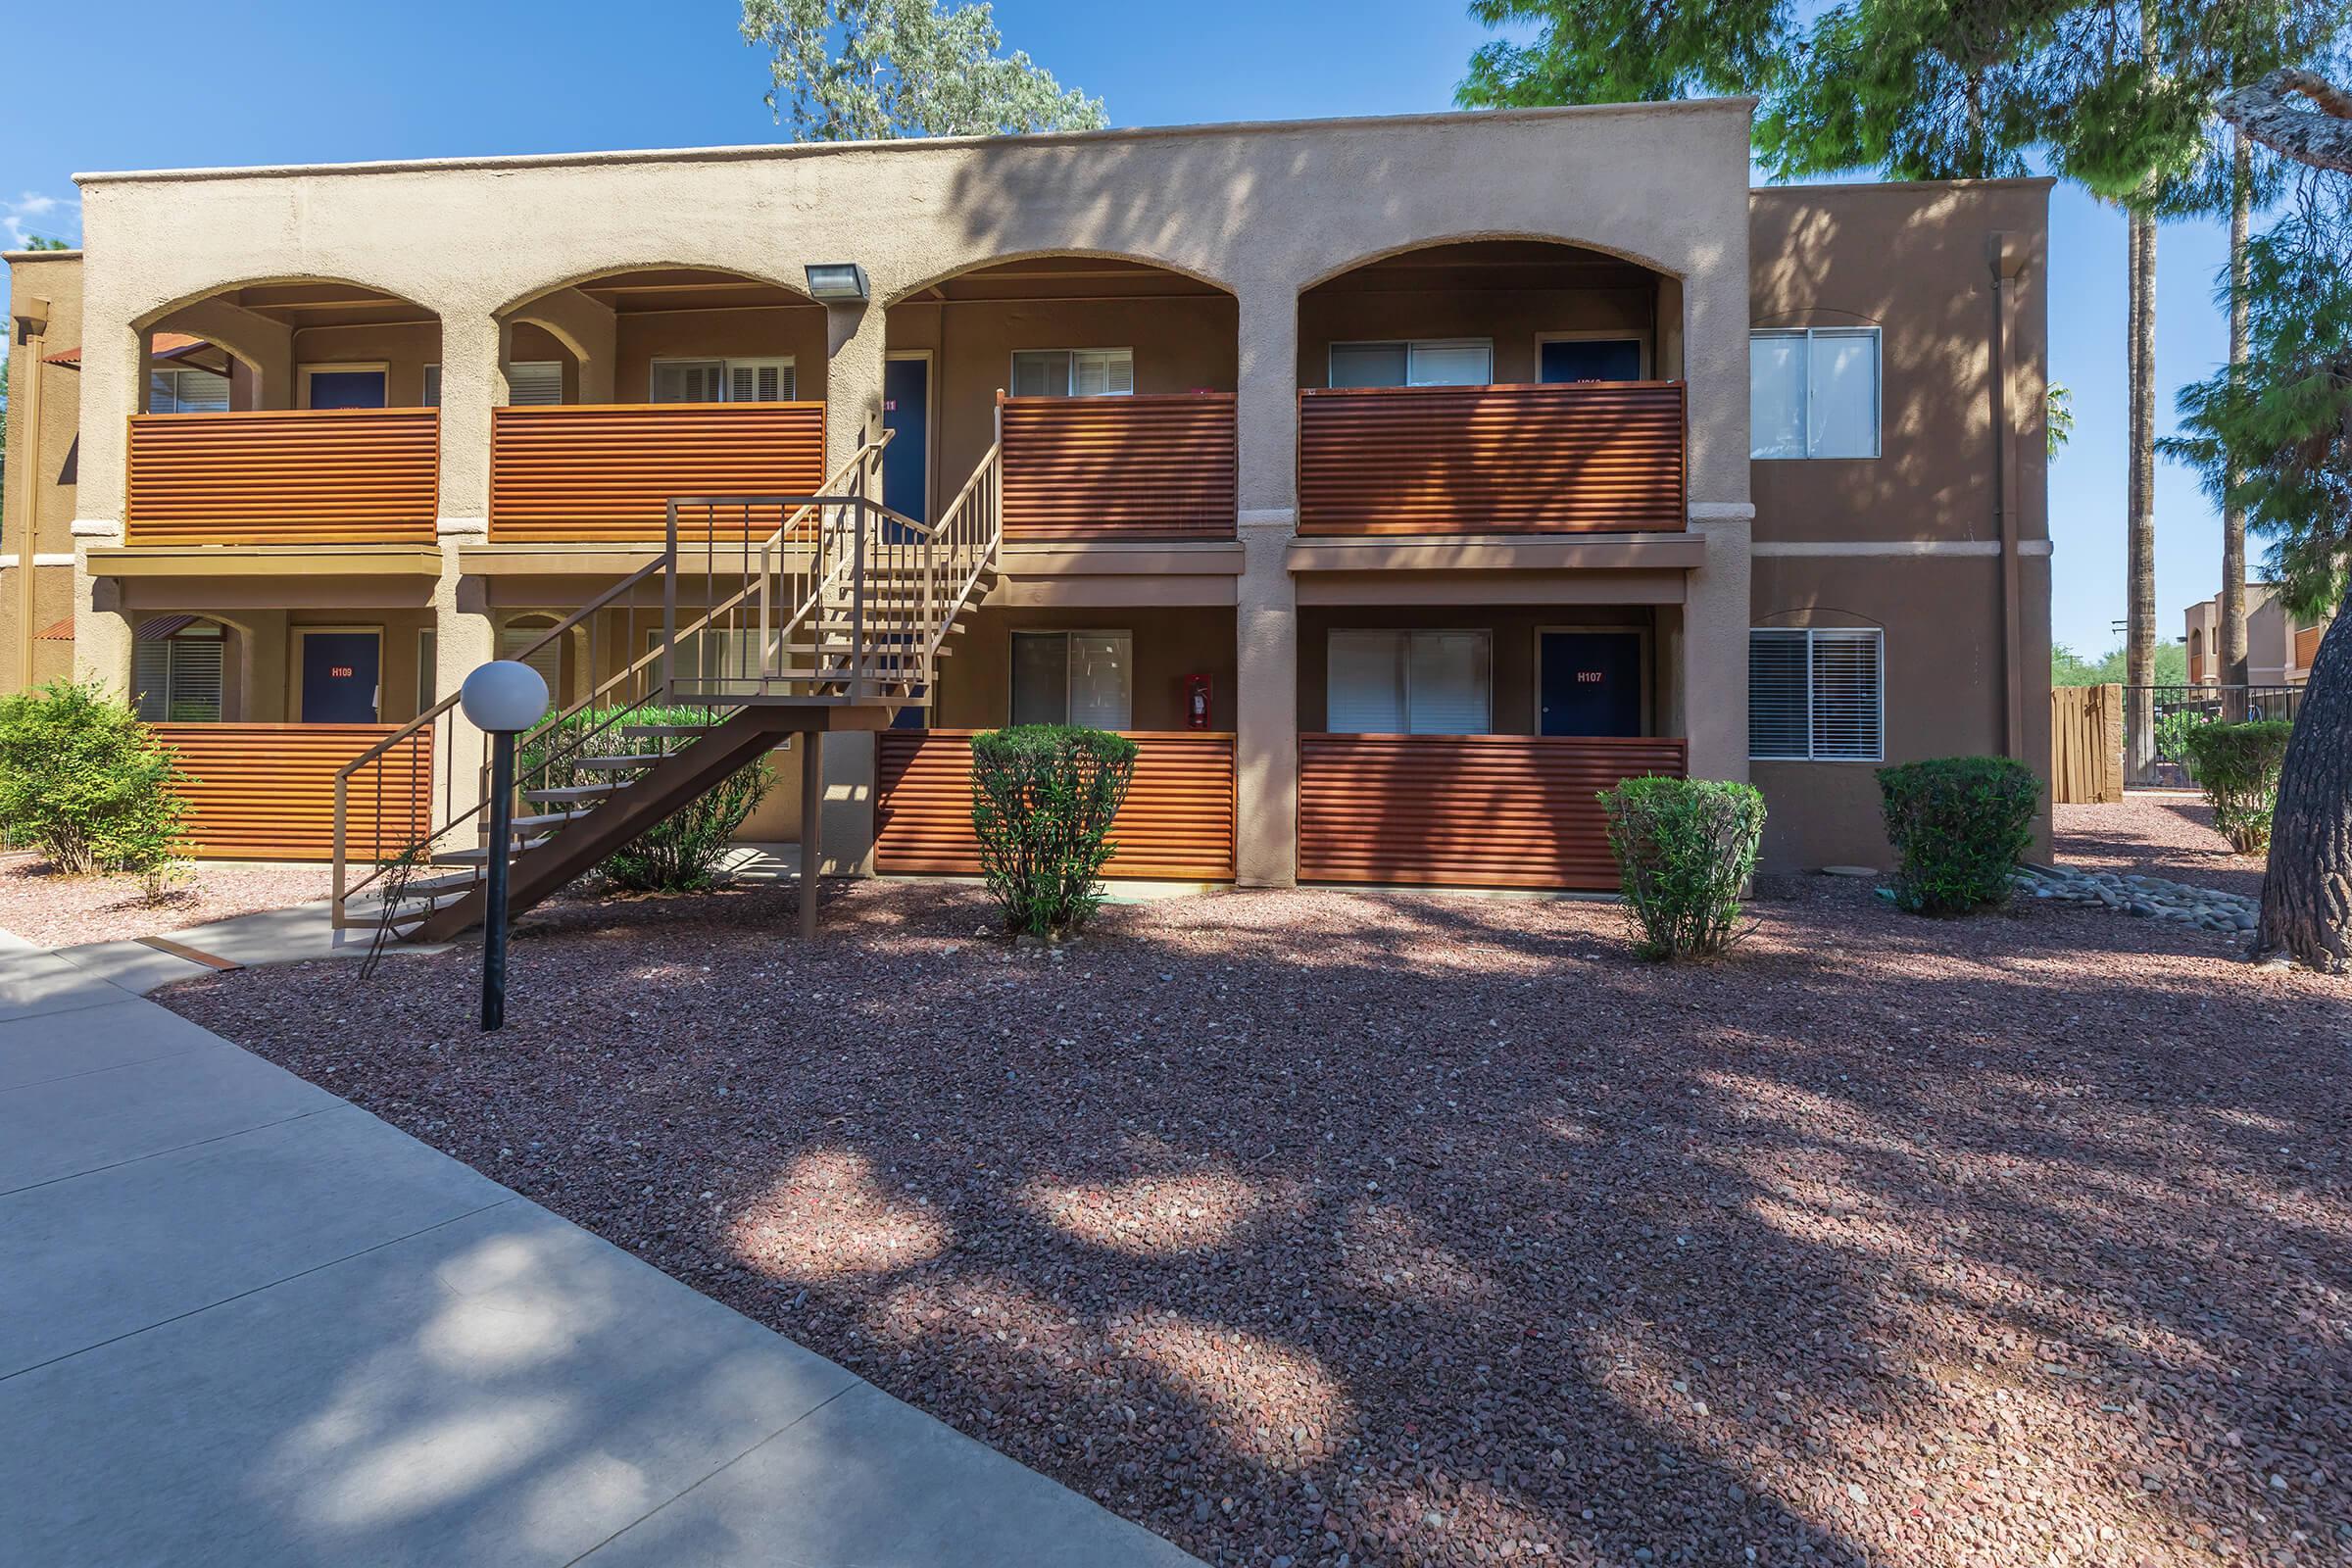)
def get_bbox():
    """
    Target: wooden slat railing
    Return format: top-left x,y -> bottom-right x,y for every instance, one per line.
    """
998,392 -> 1237,541
2294,623 -> 2322,669
1298,732 -> 1687,890
490,403 -> 827,542
156,723 -> 432,862
1297,381 -> 1687,535
126,410 -> 439,546
875,729 -> 1236,881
